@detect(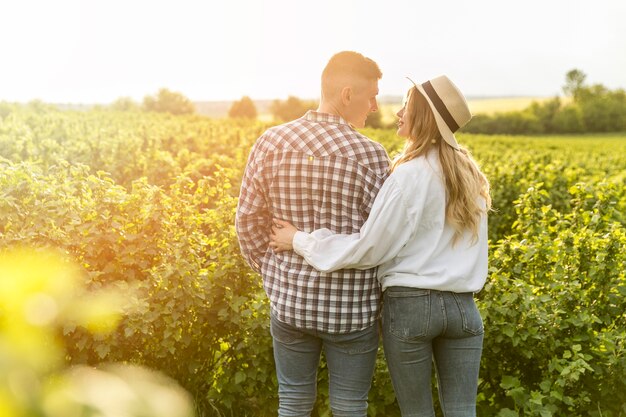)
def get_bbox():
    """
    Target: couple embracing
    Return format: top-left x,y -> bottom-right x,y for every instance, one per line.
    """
236,51 -> 491,417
